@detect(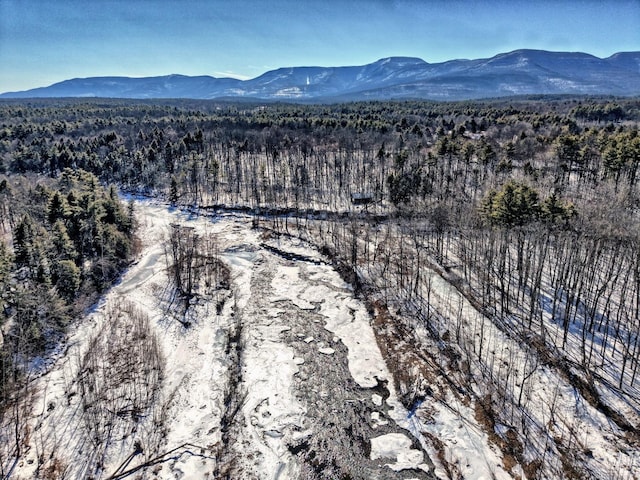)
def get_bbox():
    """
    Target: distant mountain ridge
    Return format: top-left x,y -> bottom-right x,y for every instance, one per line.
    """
3,49 -> 640,101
